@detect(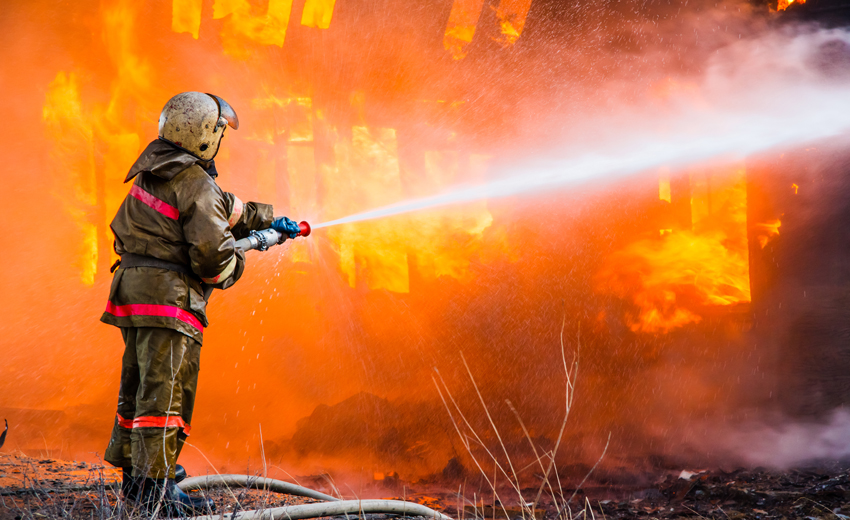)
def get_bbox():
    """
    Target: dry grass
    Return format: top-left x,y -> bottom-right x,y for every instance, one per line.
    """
432,318 -> 611,520
0,451 -> 322,520
0,451 -> 120,520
